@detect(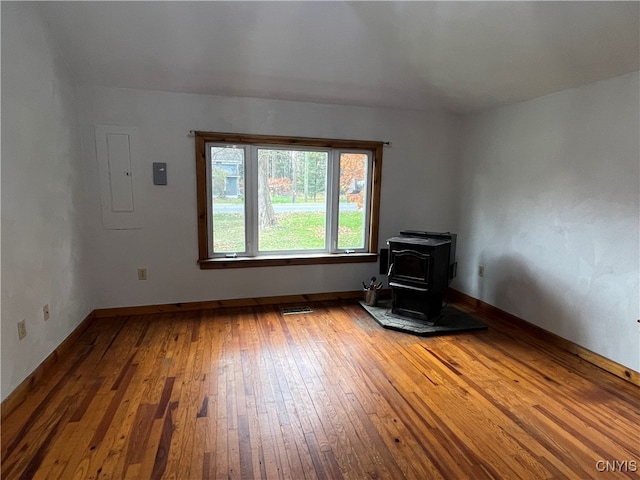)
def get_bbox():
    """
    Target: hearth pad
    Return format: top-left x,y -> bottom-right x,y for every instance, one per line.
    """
359,299 -> 487,336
